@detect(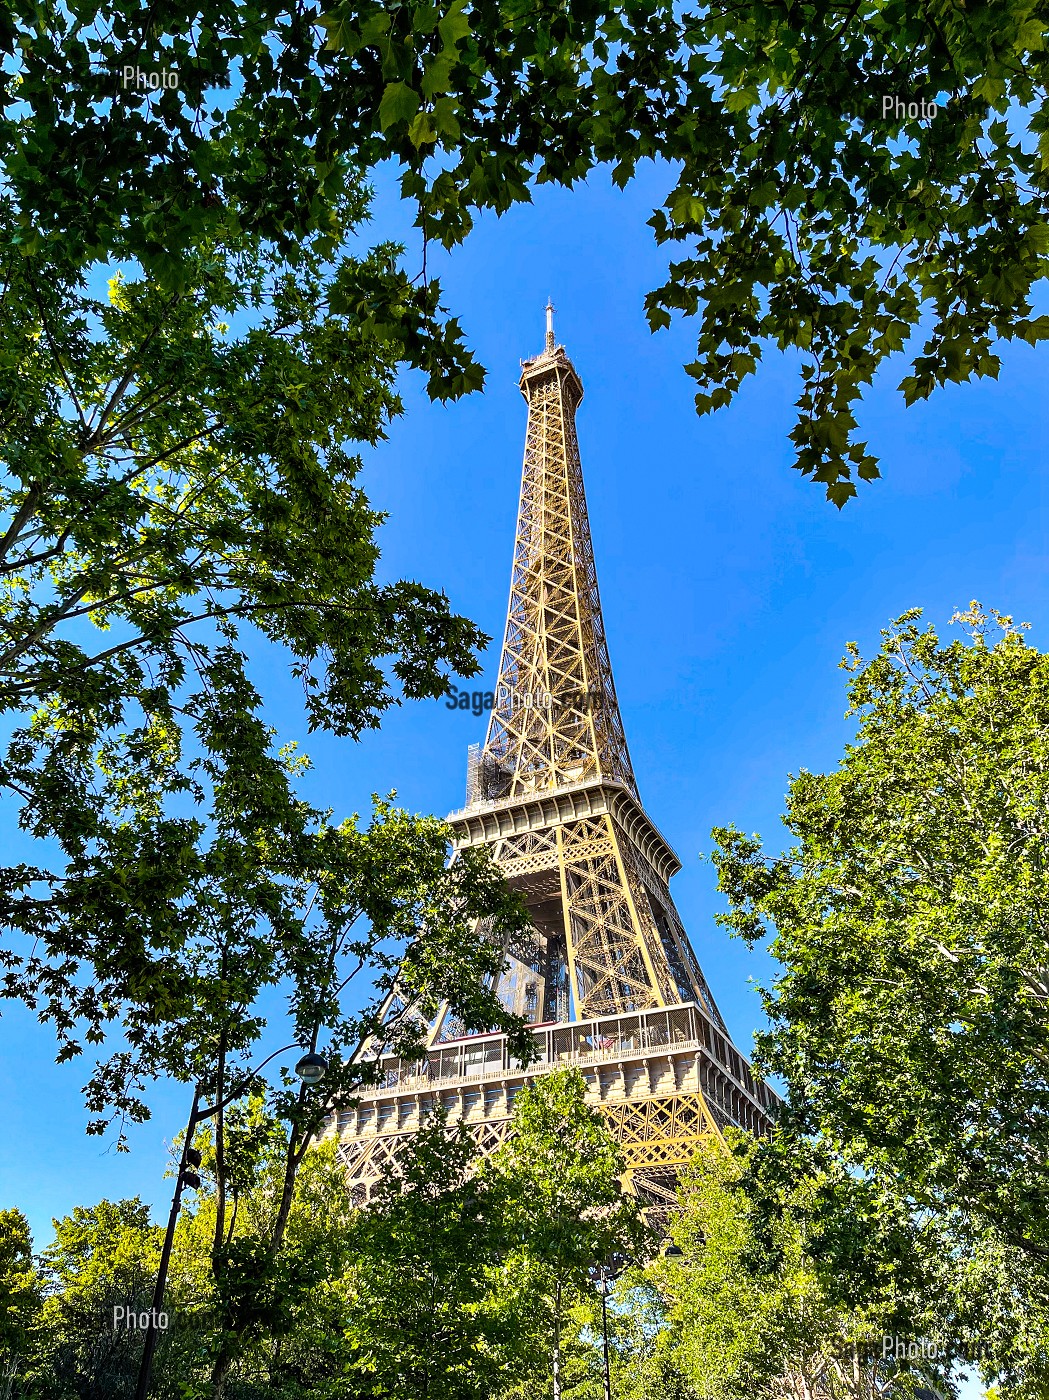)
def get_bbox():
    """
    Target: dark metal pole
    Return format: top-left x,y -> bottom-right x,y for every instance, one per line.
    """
601,1277 -> 612,1400
134,1084 -> 200,1400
